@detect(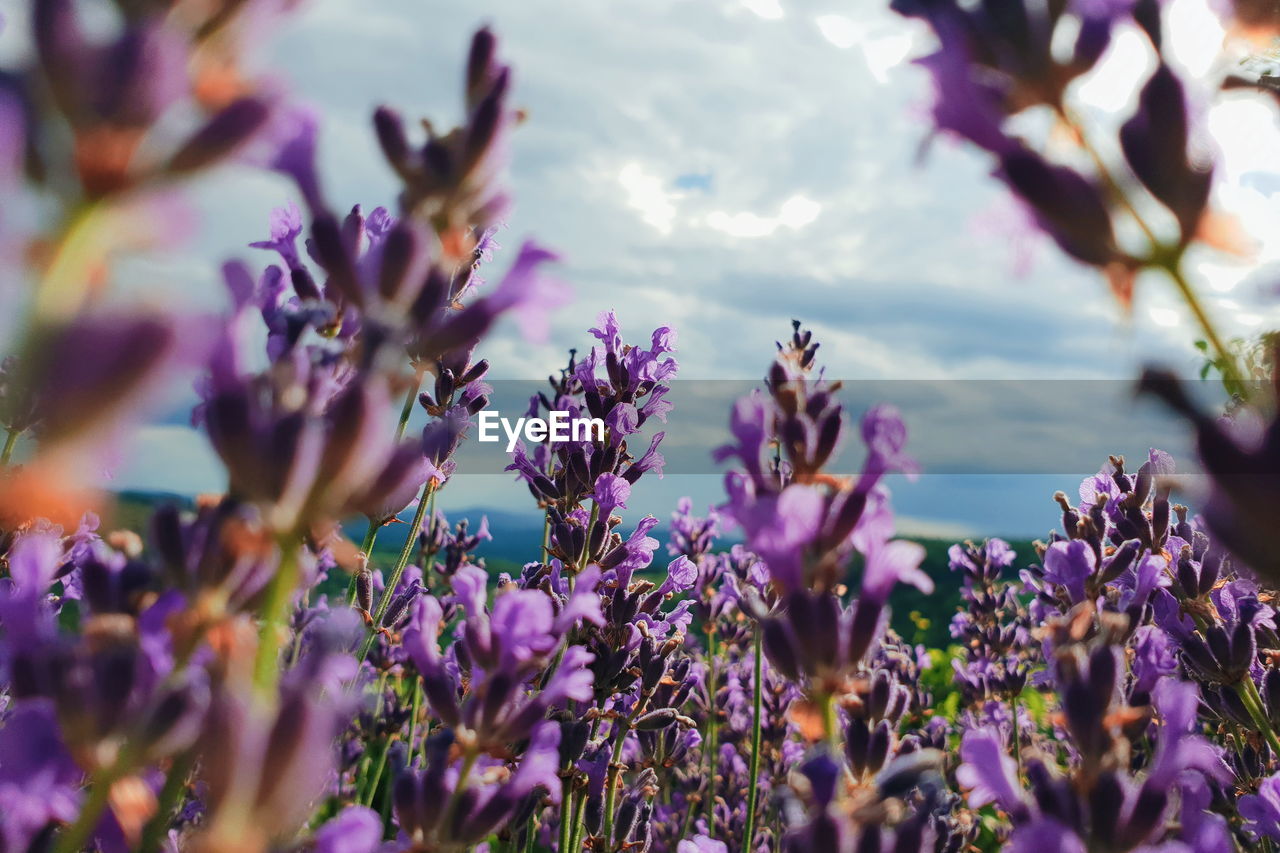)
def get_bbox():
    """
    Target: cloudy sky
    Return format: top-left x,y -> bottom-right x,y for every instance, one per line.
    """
6,0 -> 1279,538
